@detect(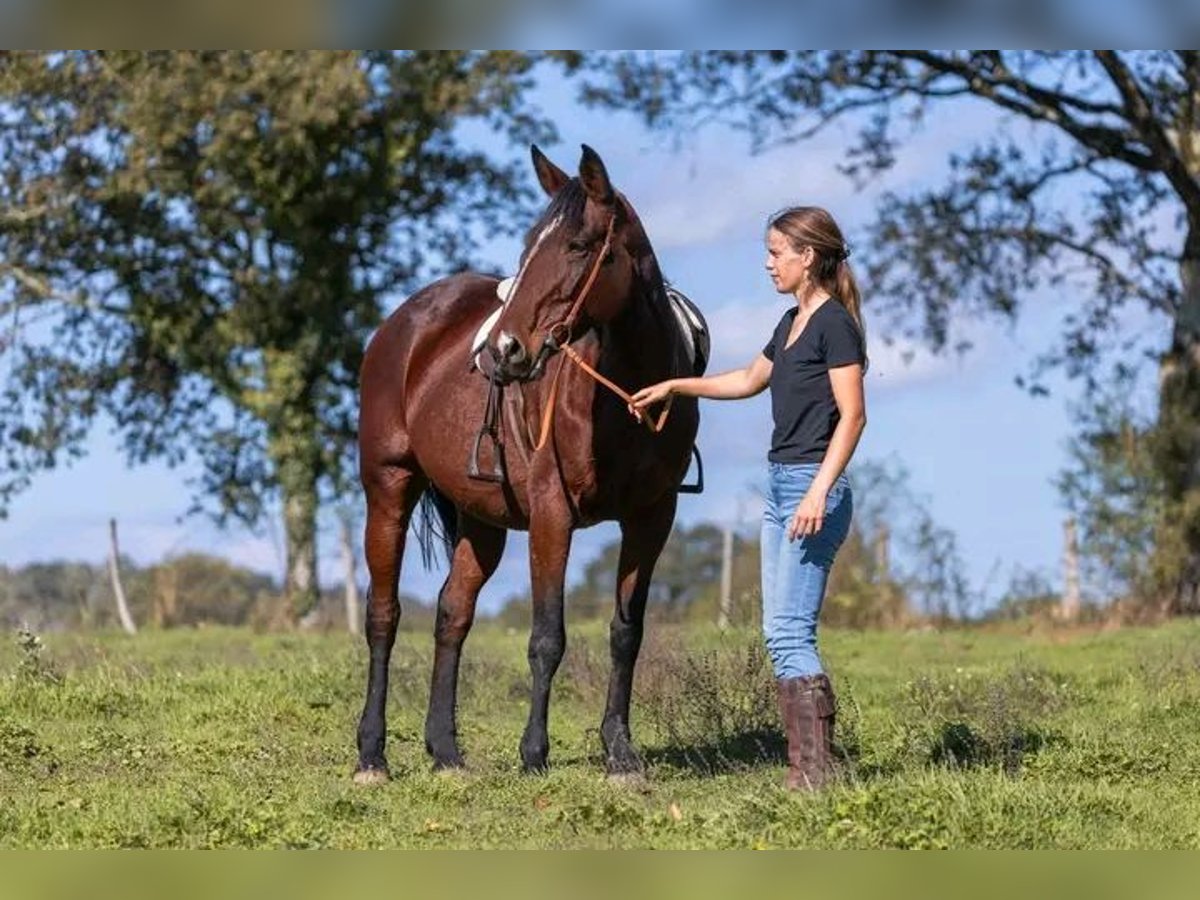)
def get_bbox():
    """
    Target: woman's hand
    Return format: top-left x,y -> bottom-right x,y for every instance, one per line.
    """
787,489 -> 827,541
628,380 -> 675,422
